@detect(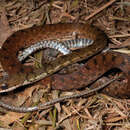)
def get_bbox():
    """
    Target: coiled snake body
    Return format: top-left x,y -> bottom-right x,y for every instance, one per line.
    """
0,23 -> 129,112
0,23 -> 107,93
